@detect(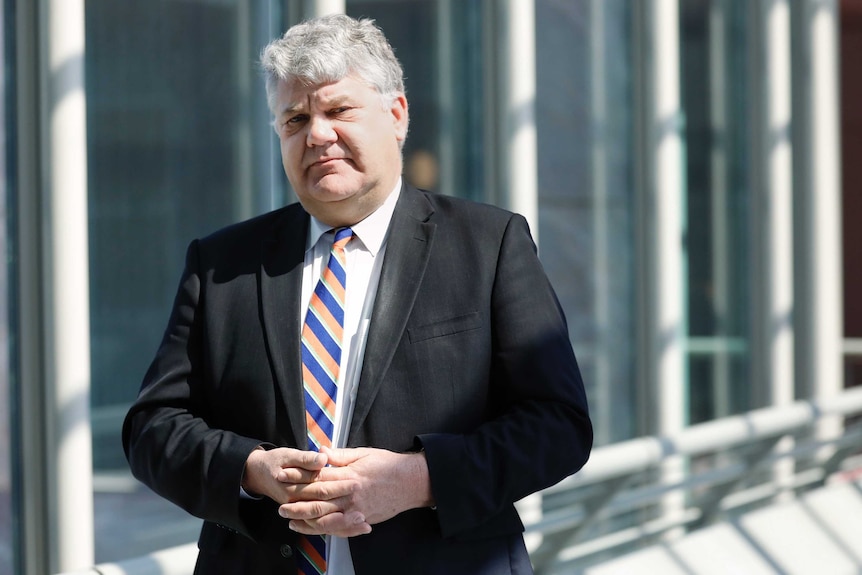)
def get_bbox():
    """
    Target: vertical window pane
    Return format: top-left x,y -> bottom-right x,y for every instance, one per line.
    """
85,0 -> 284,561
347,0 -> 486,200
680,0 -> 752,424
536,0 -> 637,445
